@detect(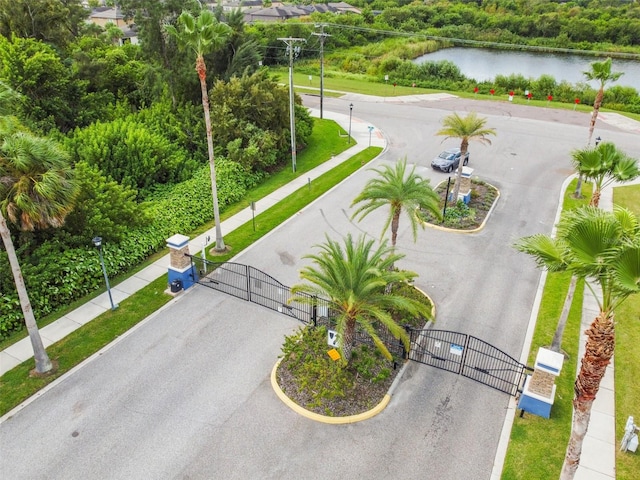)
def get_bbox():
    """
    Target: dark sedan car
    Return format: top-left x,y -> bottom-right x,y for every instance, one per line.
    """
430,148 -> 469,173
